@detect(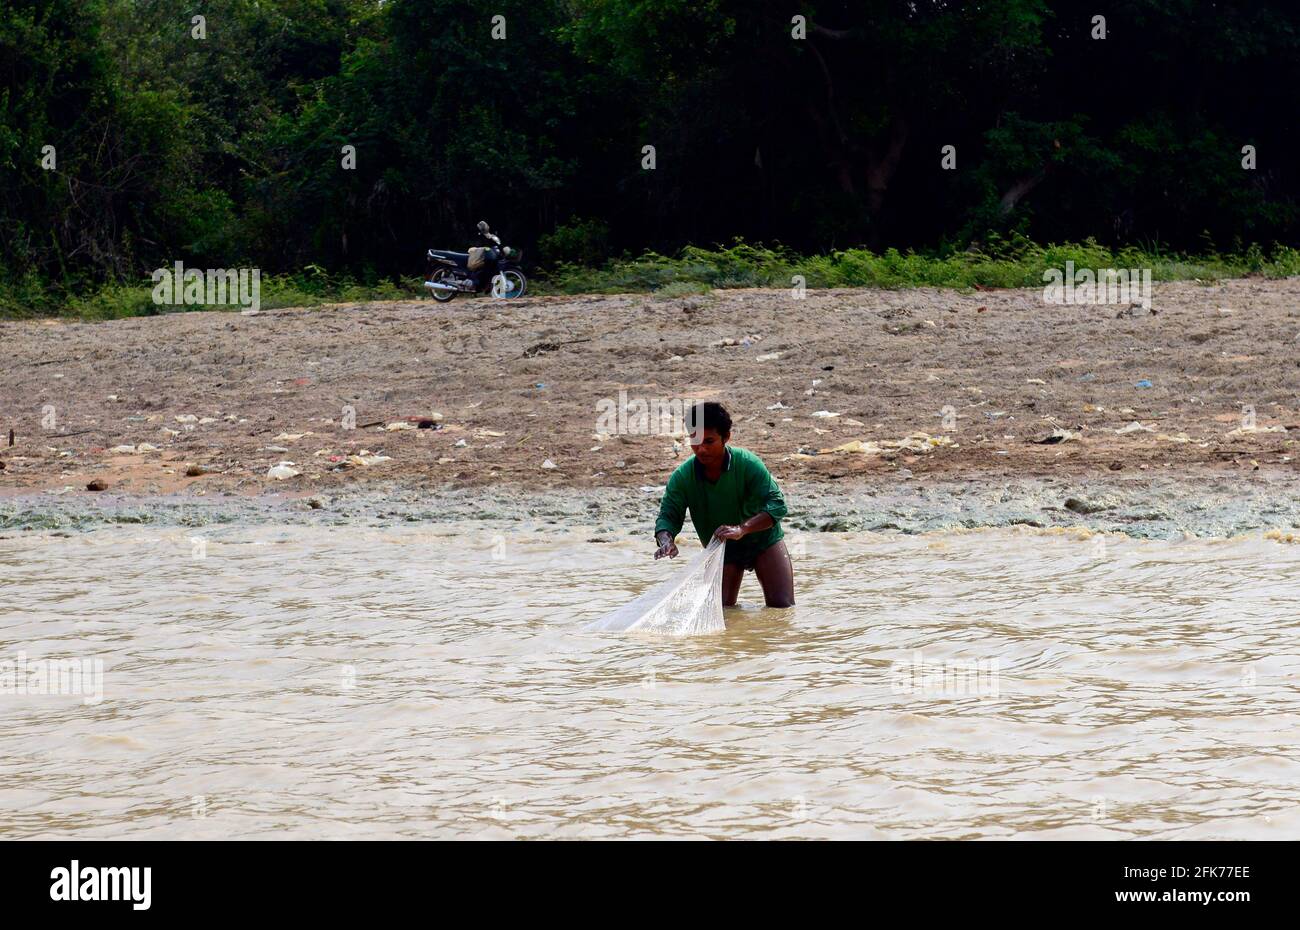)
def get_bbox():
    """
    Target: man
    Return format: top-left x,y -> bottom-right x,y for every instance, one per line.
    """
654,401 -> 795,608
